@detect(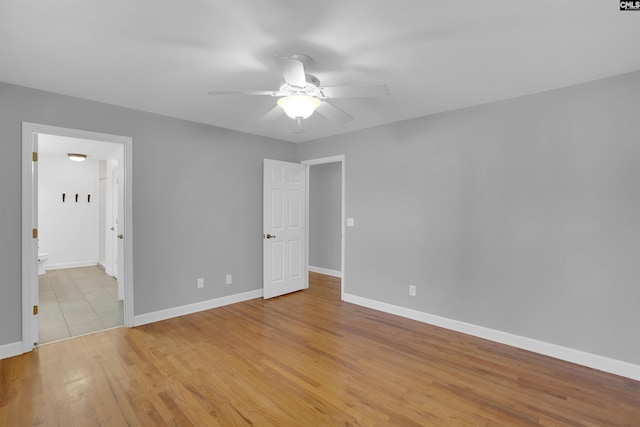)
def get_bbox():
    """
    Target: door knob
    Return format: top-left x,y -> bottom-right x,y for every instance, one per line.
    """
117,234 -> 124,239
264,234 -> 276,239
